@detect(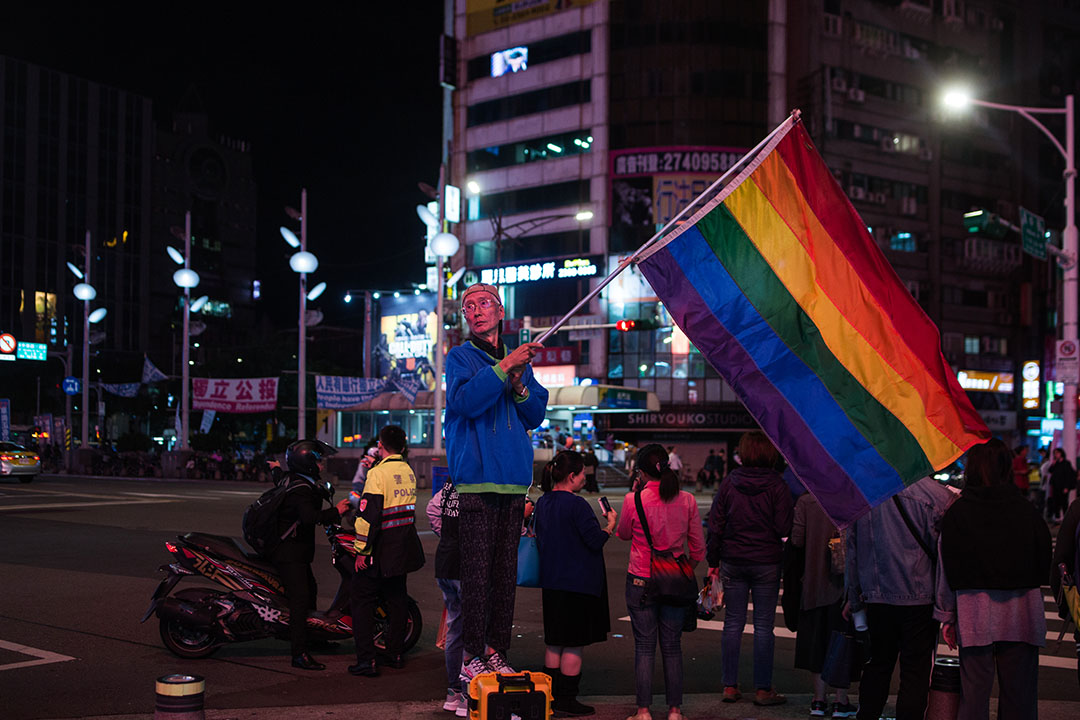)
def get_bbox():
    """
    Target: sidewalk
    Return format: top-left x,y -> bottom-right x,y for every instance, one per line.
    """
61,693 -> 1080,720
